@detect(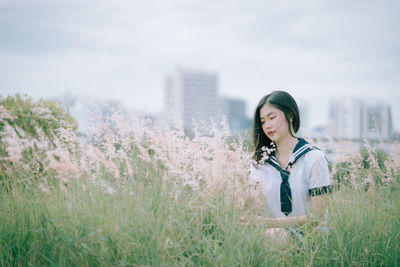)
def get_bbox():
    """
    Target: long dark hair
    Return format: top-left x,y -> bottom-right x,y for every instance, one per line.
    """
252,91 -> 300,163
